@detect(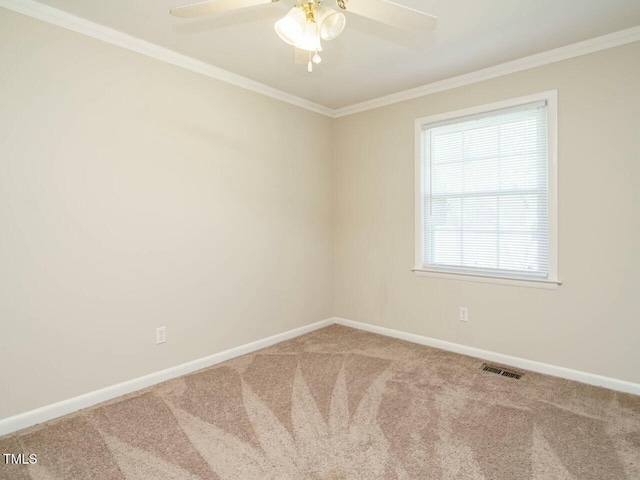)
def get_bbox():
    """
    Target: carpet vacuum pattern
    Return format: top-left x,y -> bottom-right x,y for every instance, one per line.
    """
1,325 -> 639,479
